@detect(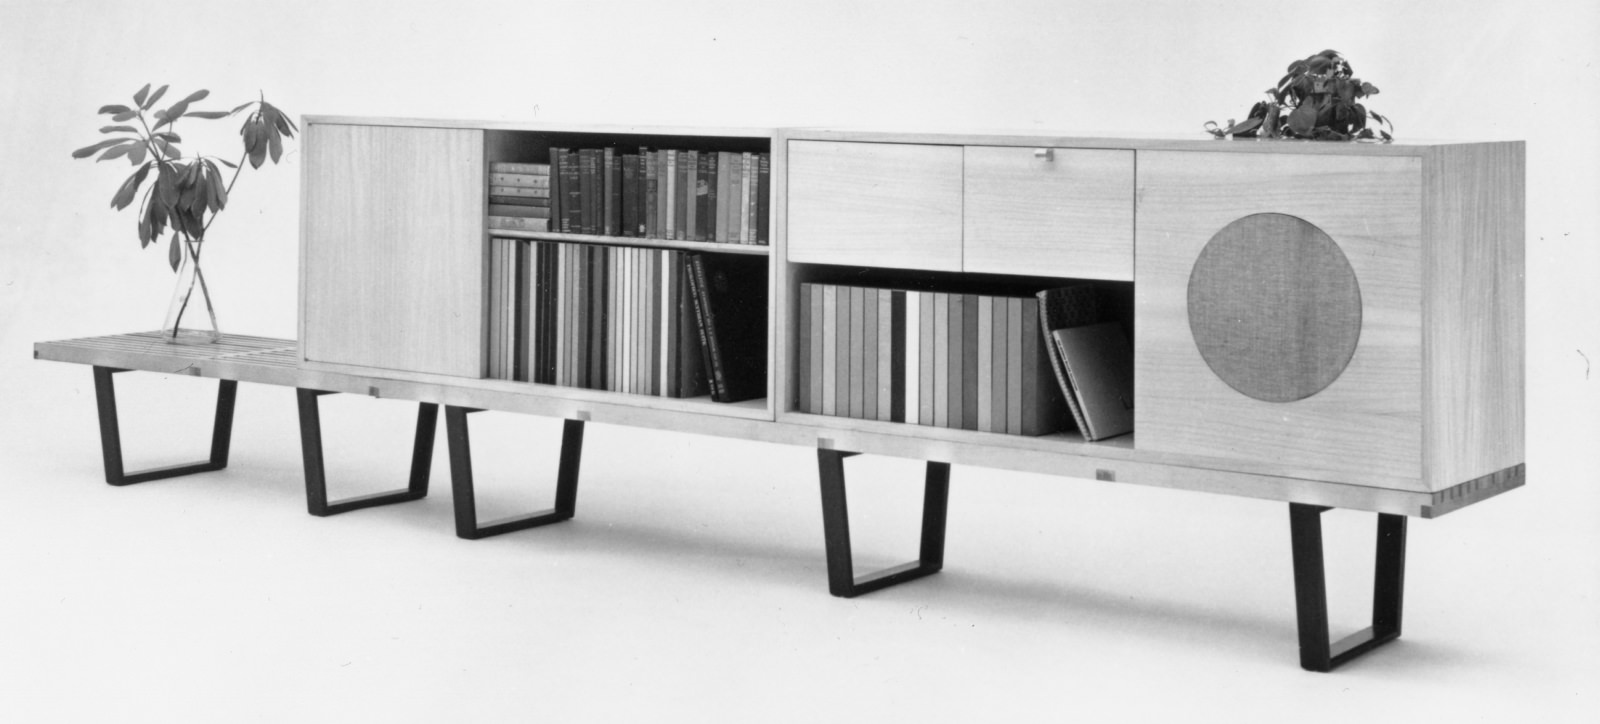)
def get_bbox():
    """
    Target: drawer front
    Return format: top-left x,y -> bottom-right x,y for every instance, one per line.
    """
787,141 -> 962,271
1135,150 -> 1424,487
964,146 -> 1134,280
